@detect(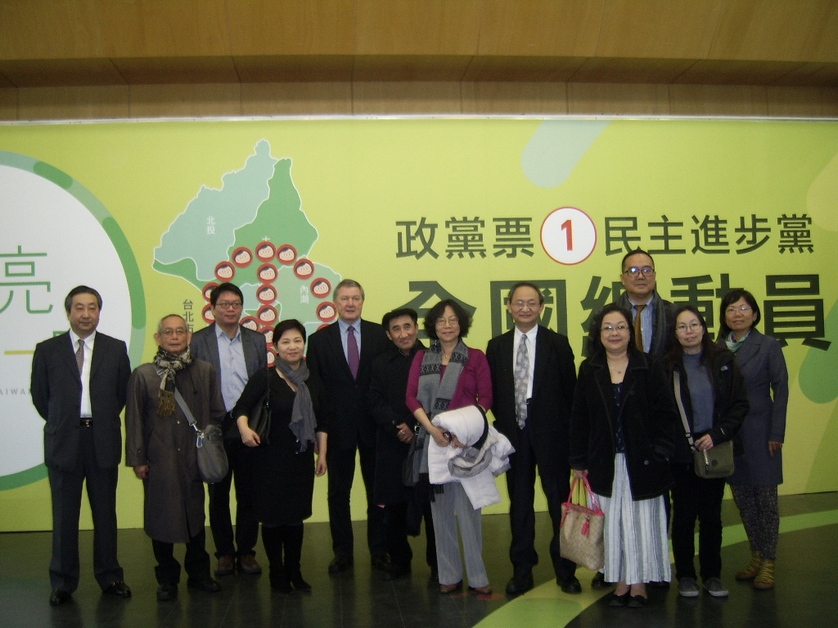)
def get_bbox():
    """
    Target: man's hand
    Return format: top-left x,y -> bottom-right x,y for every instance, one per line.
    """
133,464 -> 149,480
